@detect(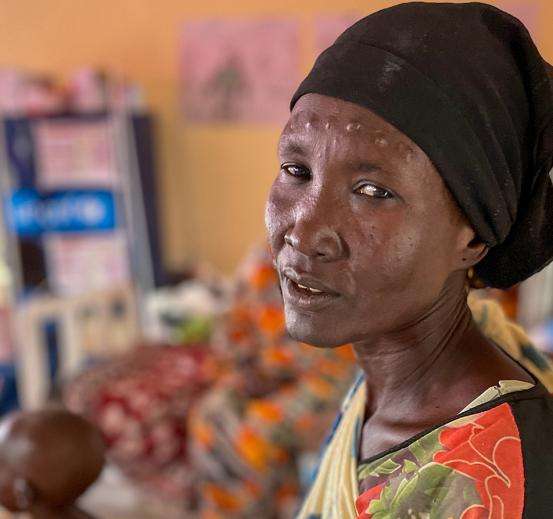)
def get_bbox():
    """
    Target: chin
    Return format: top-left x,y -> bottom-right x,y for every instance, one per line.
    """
284,309 -> 346,348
